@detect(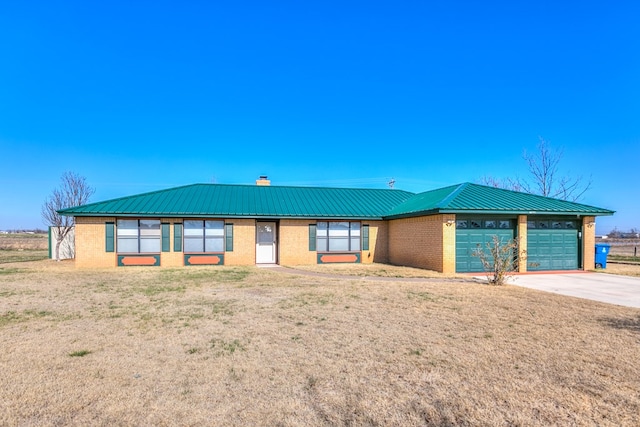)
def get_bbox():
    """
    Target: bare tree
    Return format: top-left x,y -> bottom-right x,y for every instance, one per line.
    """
480,138 -> 592,201
42,172 -> 95,261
